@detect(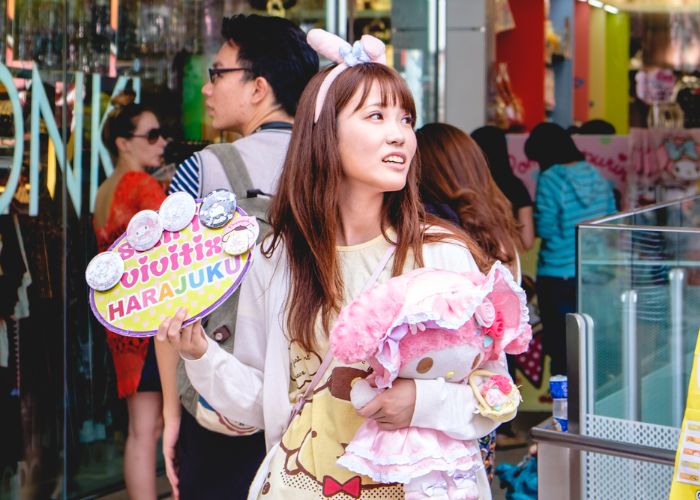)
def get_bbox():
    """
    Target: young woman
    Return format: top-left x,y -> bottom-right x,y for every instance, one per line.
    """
525,122 -> 616,376
159,33 -> 510,499
417,122 -> 527,457
471,125 -> 534,250
93,88 -> 167,500
418,123 -> 523,277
